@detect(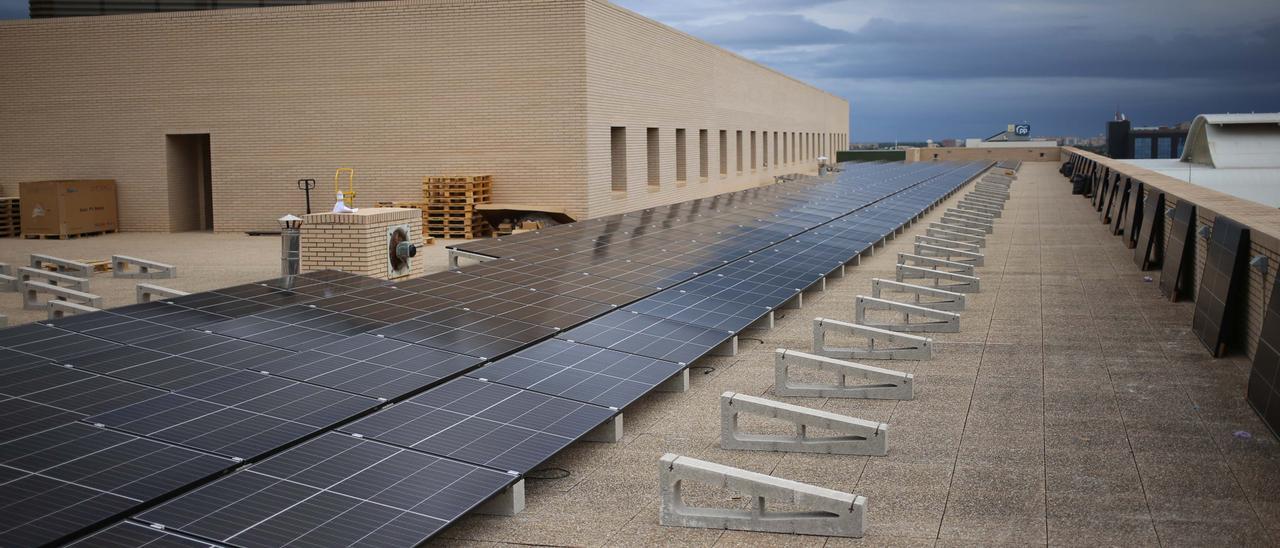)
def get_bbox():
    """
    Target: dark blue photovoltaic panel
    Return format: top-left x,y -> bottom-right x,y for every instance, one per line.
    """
342,377 -> 615,473
255,334 -> 484,400
67,522 -> 216,547
0,361 -> 167,415
468,338 -> 684,409
371,308 -> 559,359
557,310 -> 734,365
623,288 -> 772,332
138,433 -> 513,547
